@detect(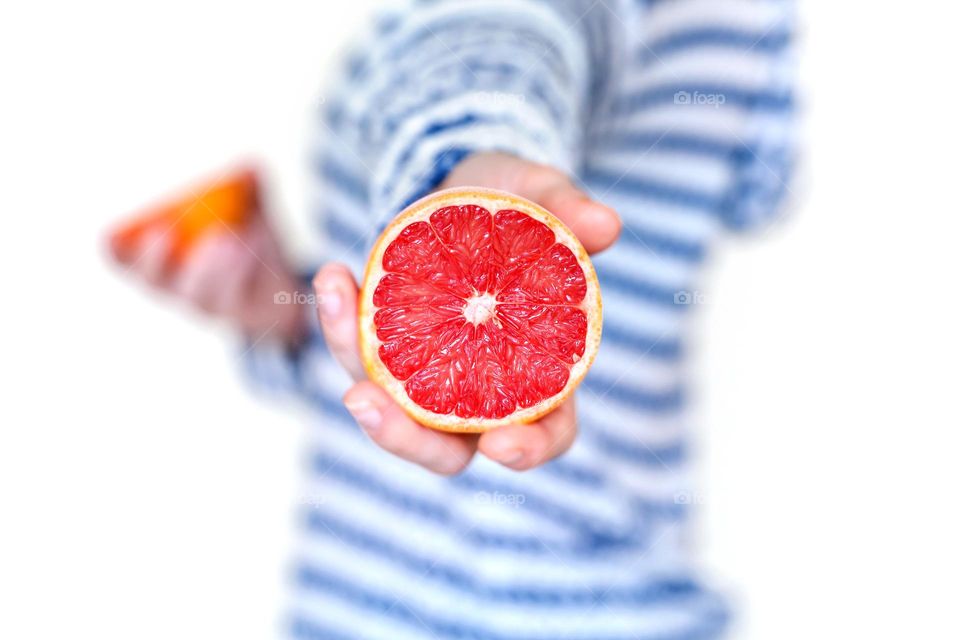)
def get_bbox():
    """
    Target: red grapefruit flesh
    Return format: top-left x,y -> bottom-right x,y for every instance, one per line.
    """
359,188 -> 602,432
